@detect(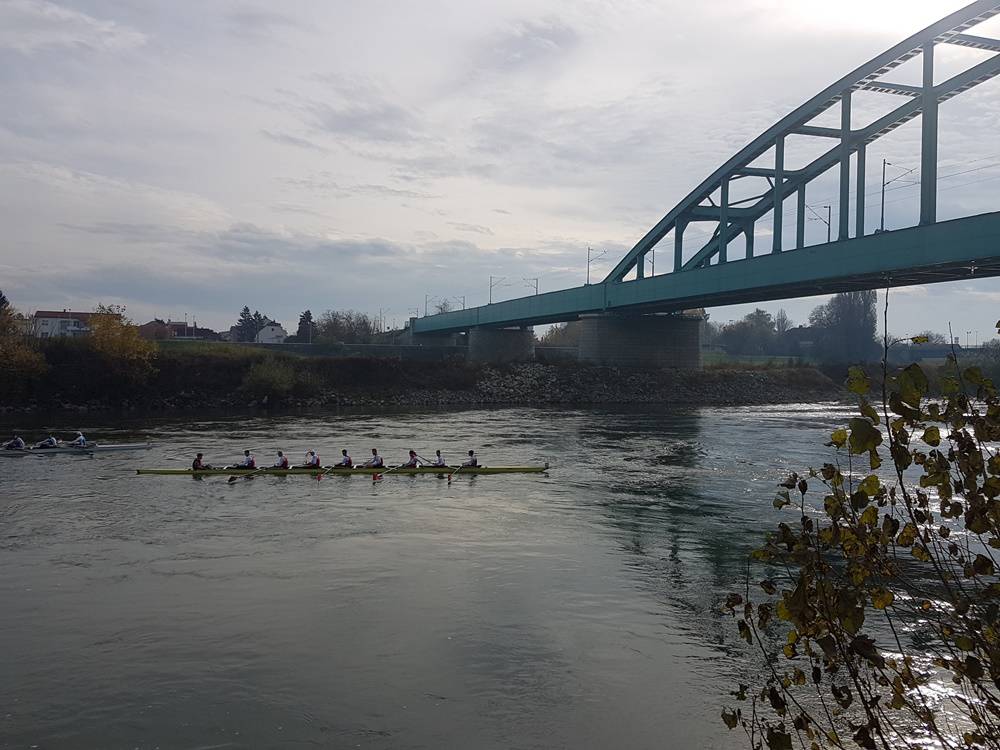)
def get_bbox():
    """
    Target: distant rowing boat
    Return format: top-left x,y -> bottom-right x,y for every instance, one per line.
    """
1,443 -> 153,457
136,464 -> 550,477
